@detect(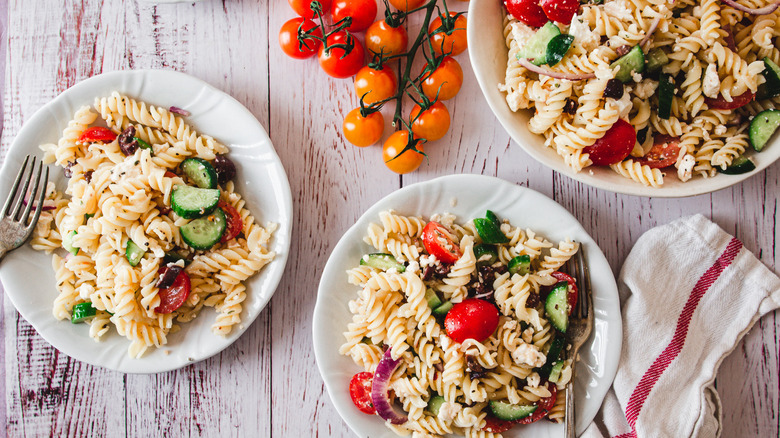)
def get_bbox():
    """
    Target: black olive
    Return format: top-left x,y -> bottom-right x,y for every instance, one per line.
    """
213,155 -> 237,184
63,161 -> 75,178
156,264 -> 183,289
616,45 -> 632,57
84,170 -> 93,183
563,98 -> 578,115
636,127 -> 648,144
117,126 -> 139,156
603,79 -> 624,100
